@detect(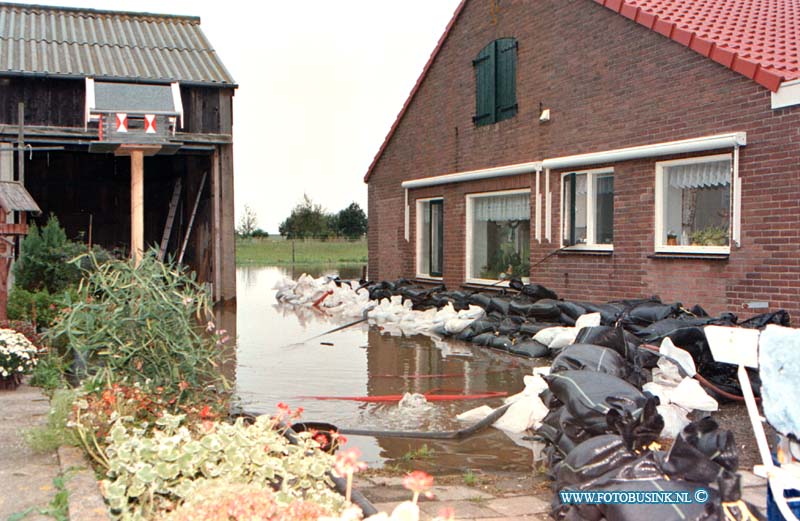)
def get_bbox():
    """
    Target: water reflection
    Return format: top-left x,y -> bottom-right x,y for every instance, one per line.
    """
236,264 -> 537,472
